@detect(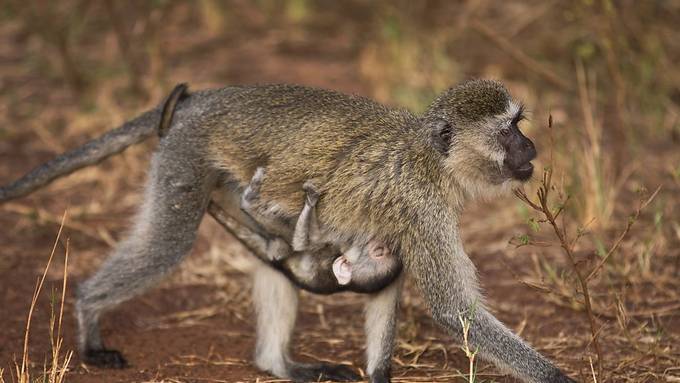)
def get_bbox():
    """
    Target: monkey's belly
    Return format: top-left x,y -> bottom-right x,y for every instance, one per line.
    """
211,185 -> 402,294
